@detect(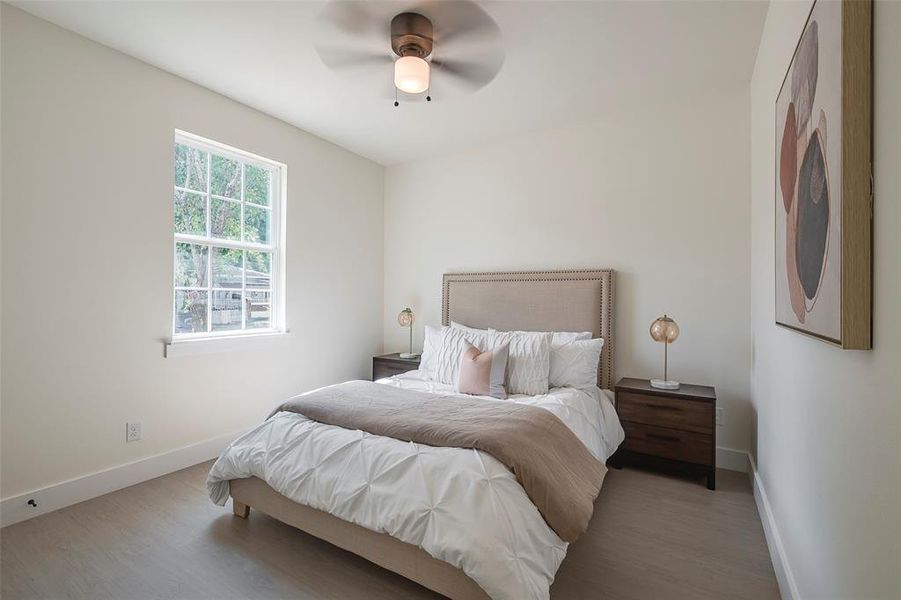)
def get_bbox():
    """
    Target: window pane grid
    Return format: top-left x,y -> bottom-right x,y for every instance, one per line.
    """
205,150 -> 212,243
175,287 -> 272,294
209,194 -> 241,204
172,242 -> 273,335
206,233 -> 212,334
174,185 -> 203,195
174,234 -> 274,252
173,133 -> 281,338
240,163 -> 246,252
239,171 -> 246,328
241,249 -> 247,331
176,289 -> 272,293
